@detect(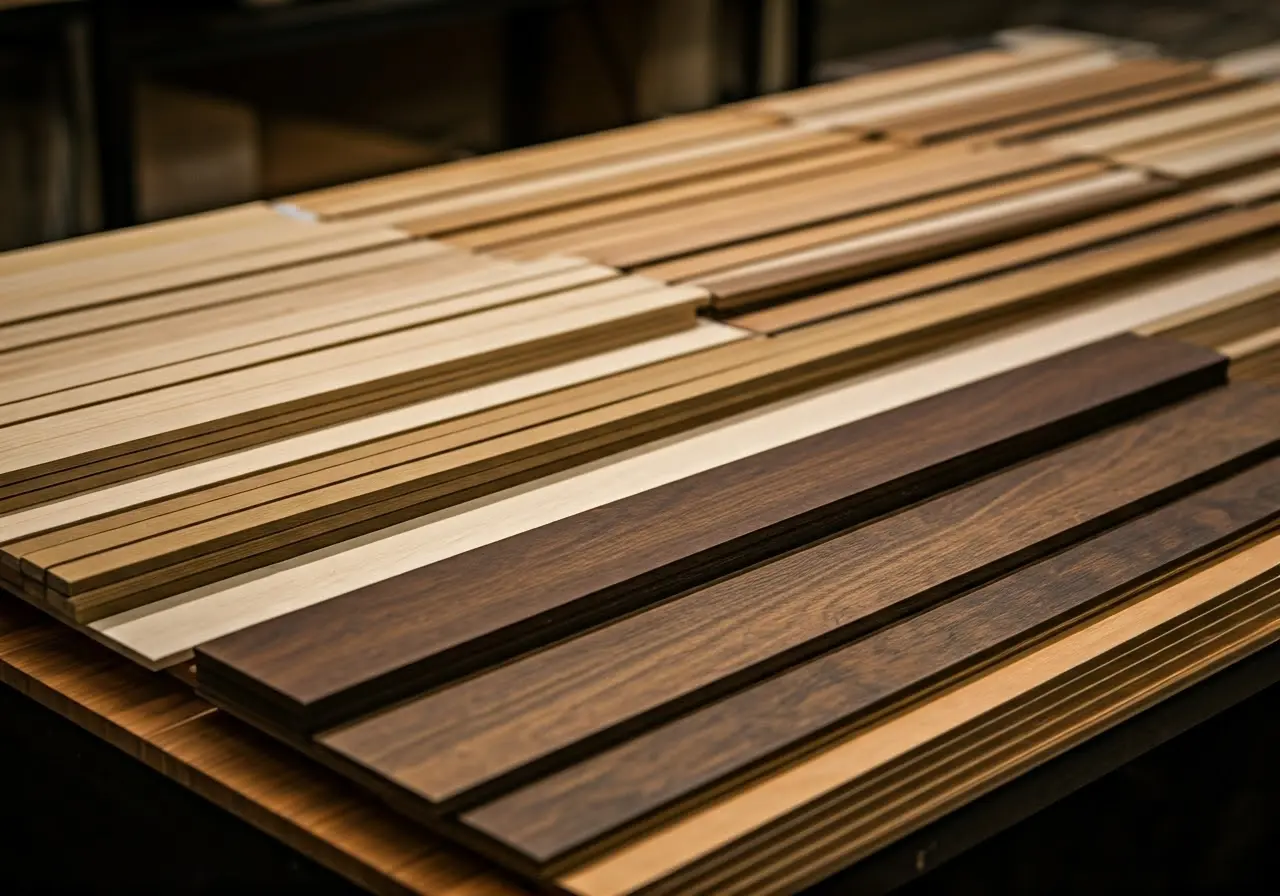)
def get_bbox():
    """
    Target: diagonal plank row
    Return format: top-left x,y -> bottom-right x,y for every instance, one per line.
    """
1,31 -> 1280,896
